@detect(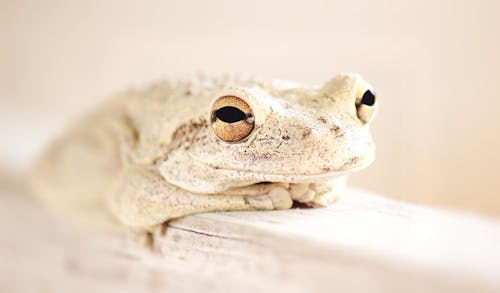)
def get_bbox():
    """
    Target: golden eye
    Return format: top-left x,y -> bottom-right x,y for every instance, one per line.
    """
211,96 -> 255,142
355,89 -> 377,124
